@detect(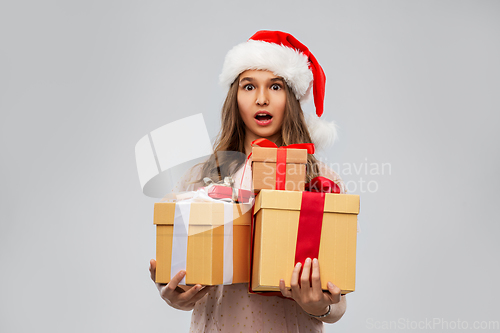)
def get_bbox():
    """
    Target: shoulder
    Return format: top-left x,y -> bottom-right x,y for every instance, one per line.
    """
316,160 -> 347,194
